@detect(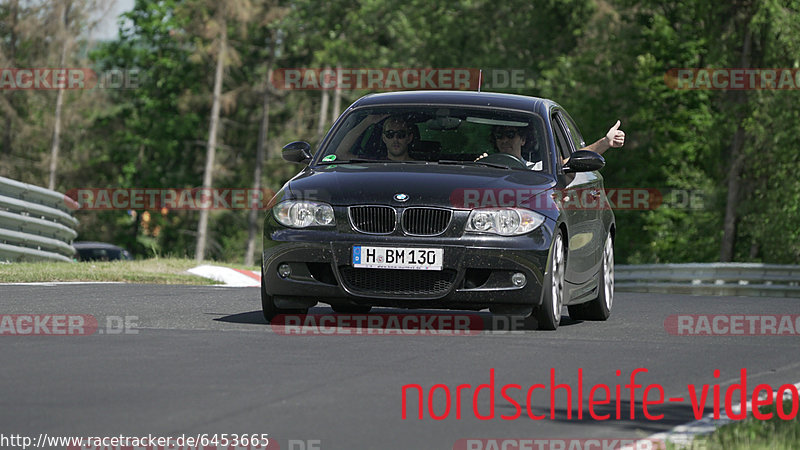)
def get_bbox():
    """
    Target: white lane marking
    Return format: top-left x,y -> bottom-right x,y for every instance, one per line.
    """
0,281 -> 125,286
